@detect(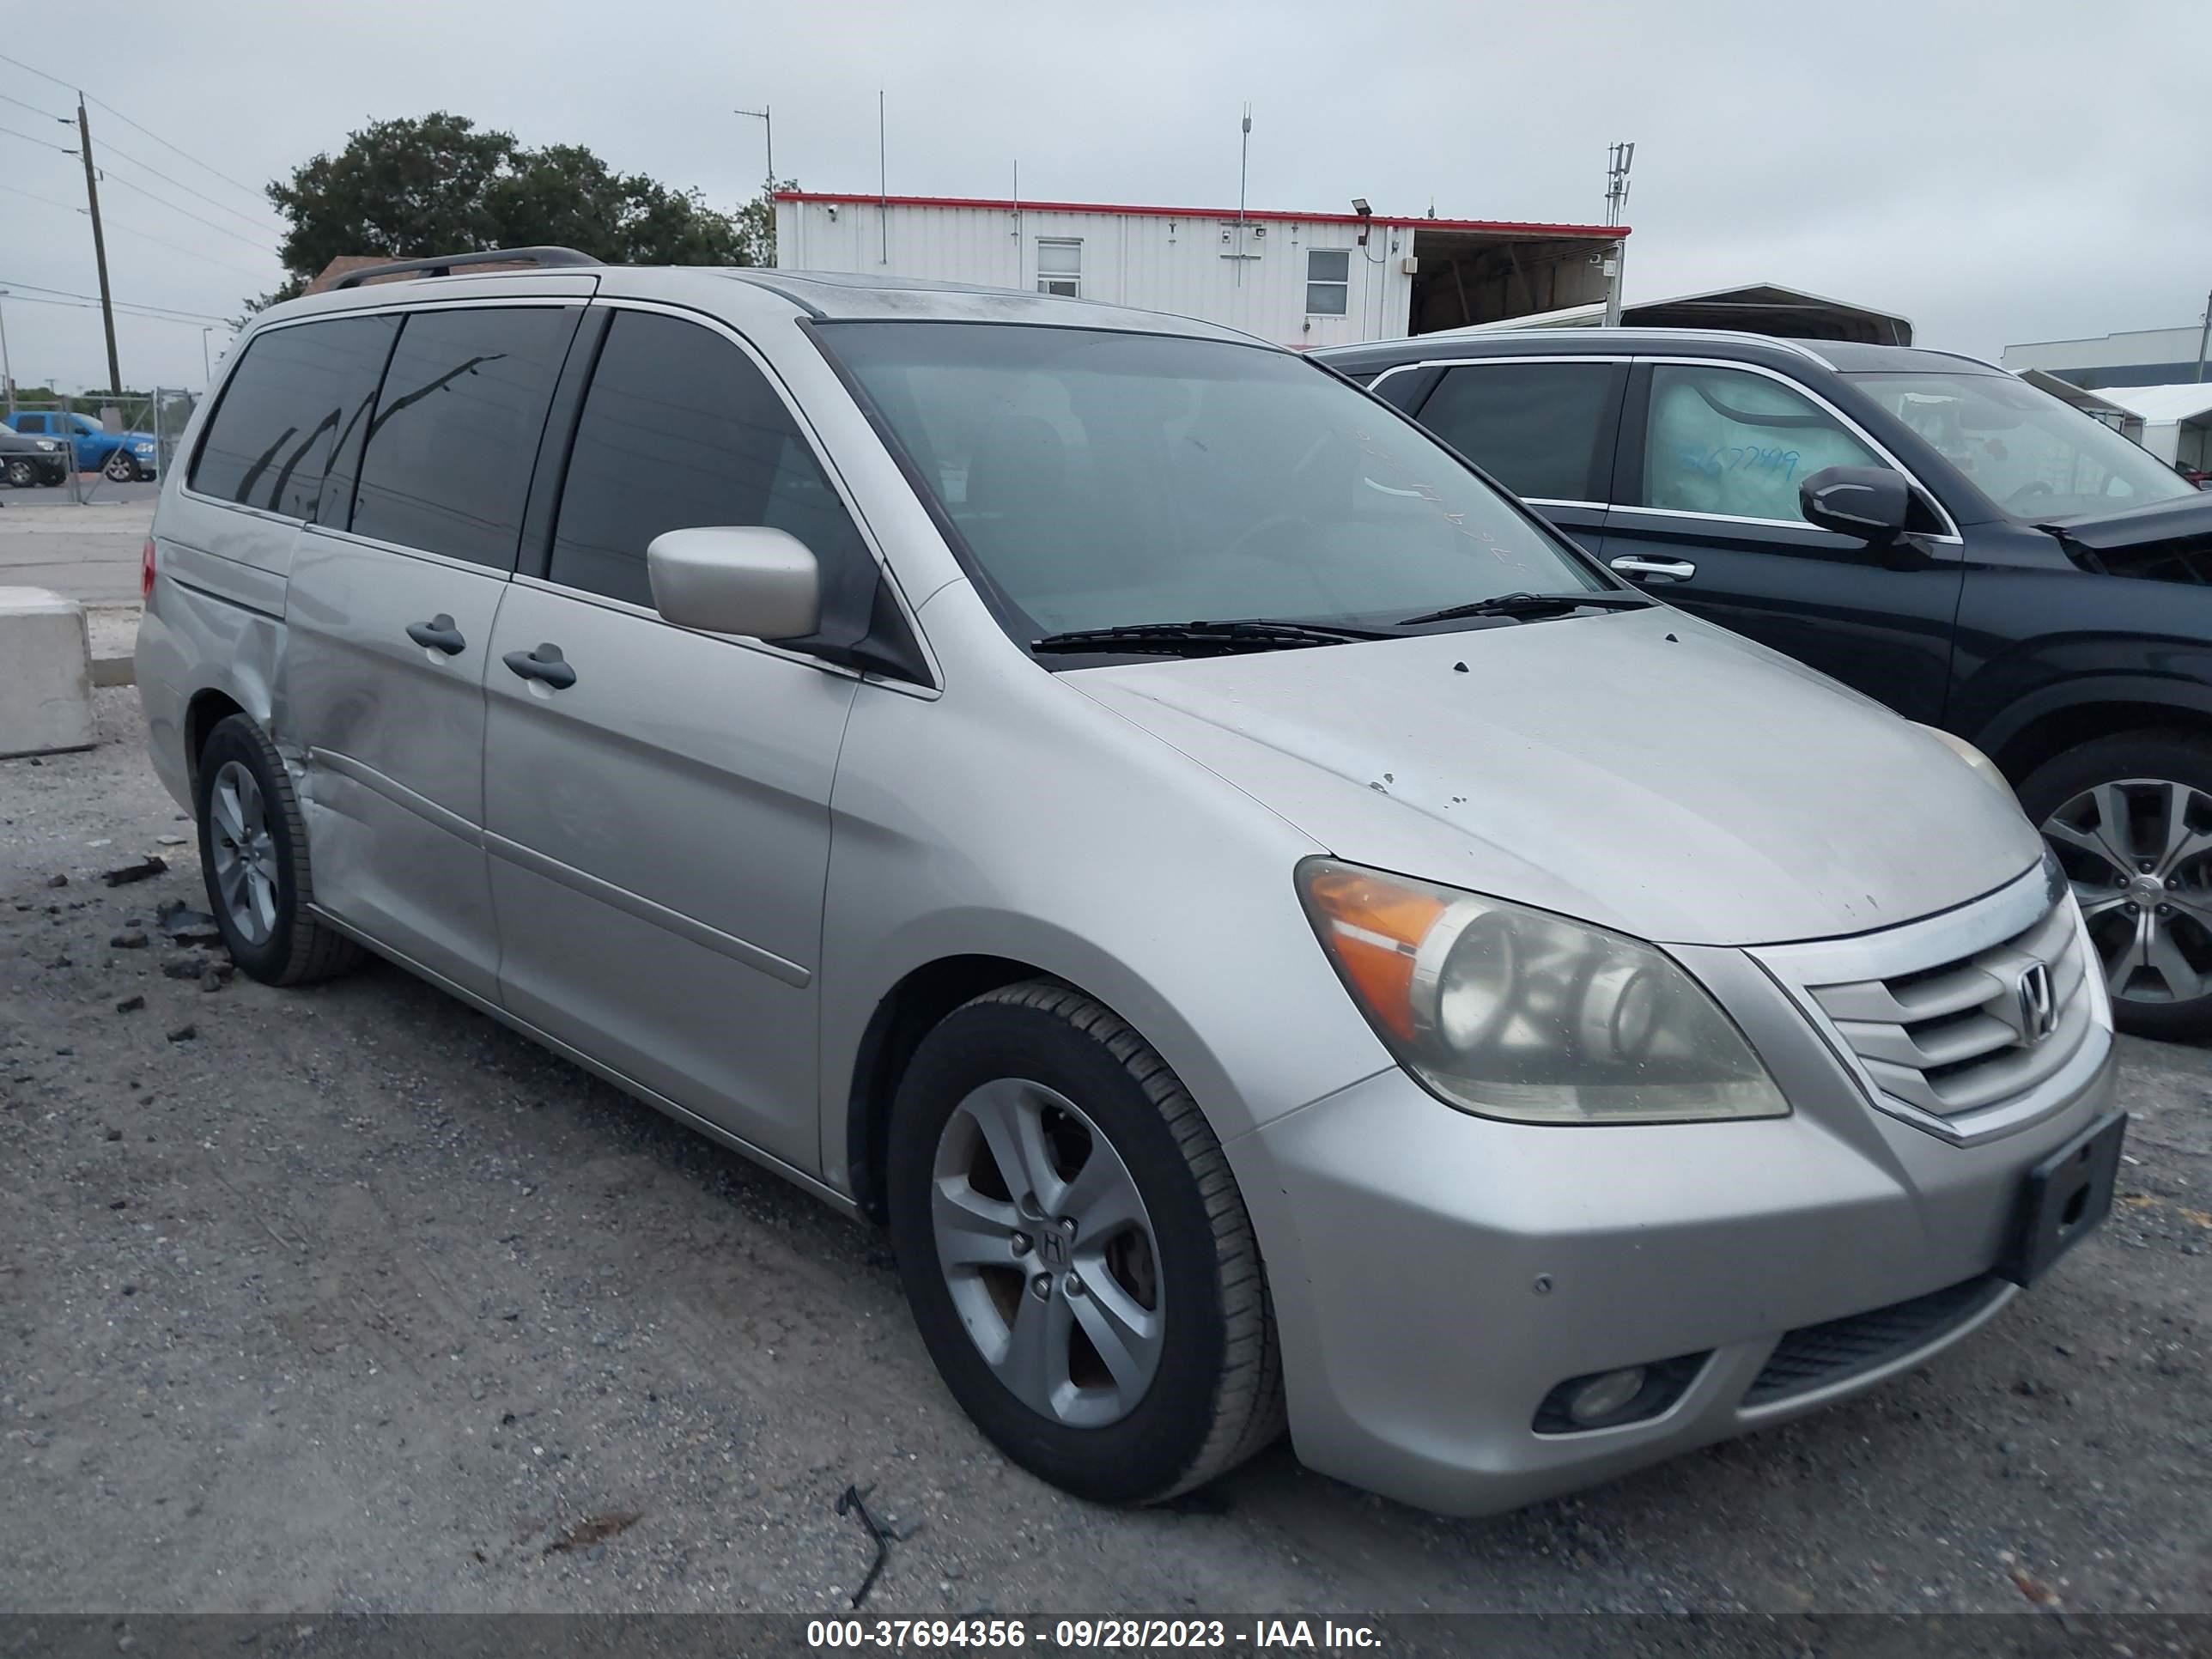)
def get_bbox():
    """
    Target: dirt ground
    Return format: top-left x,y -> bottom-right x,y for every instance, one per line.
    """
2,690 -> 2207,1618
